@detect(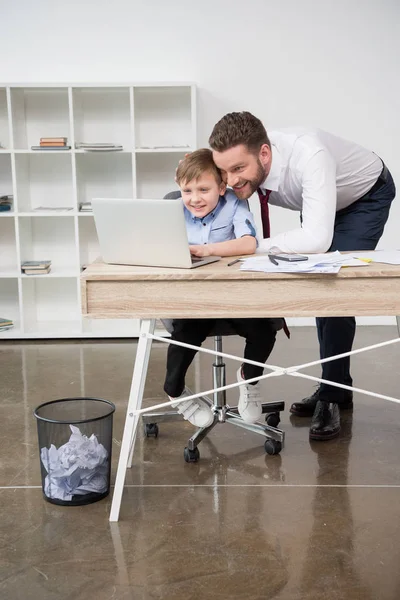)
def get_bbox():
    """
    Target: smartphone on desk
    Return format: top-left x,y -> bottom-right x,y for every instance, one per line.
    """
273,253 -> 308,262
